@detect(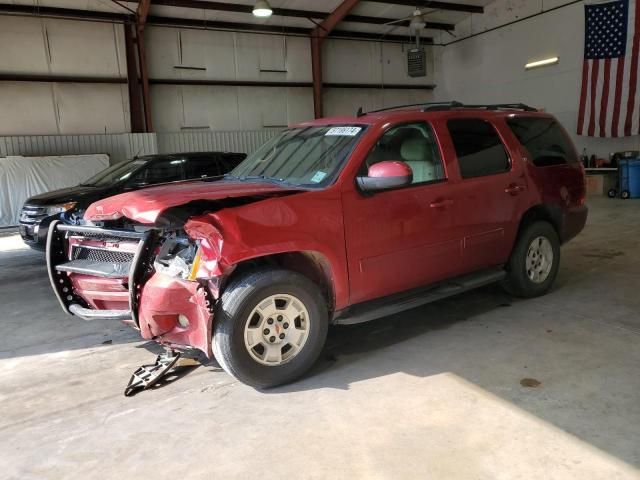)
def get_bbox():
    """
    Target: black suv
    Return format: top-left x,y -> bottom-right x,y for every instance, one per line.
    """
19,151 -> 245,249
